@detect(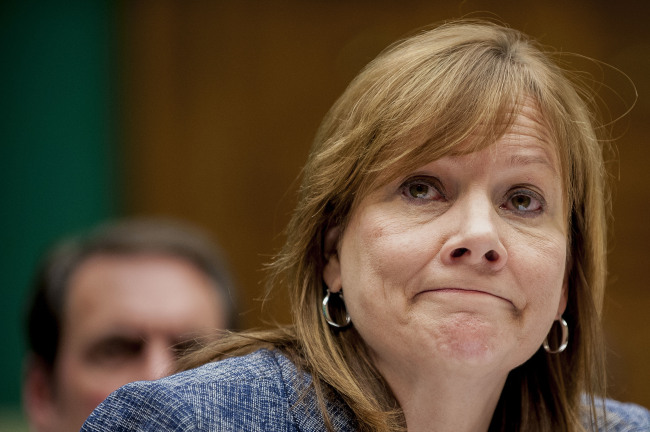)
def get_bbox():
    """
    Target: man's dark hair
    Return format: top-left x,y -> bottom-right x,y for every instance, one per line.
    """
25,218 -> 238,370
